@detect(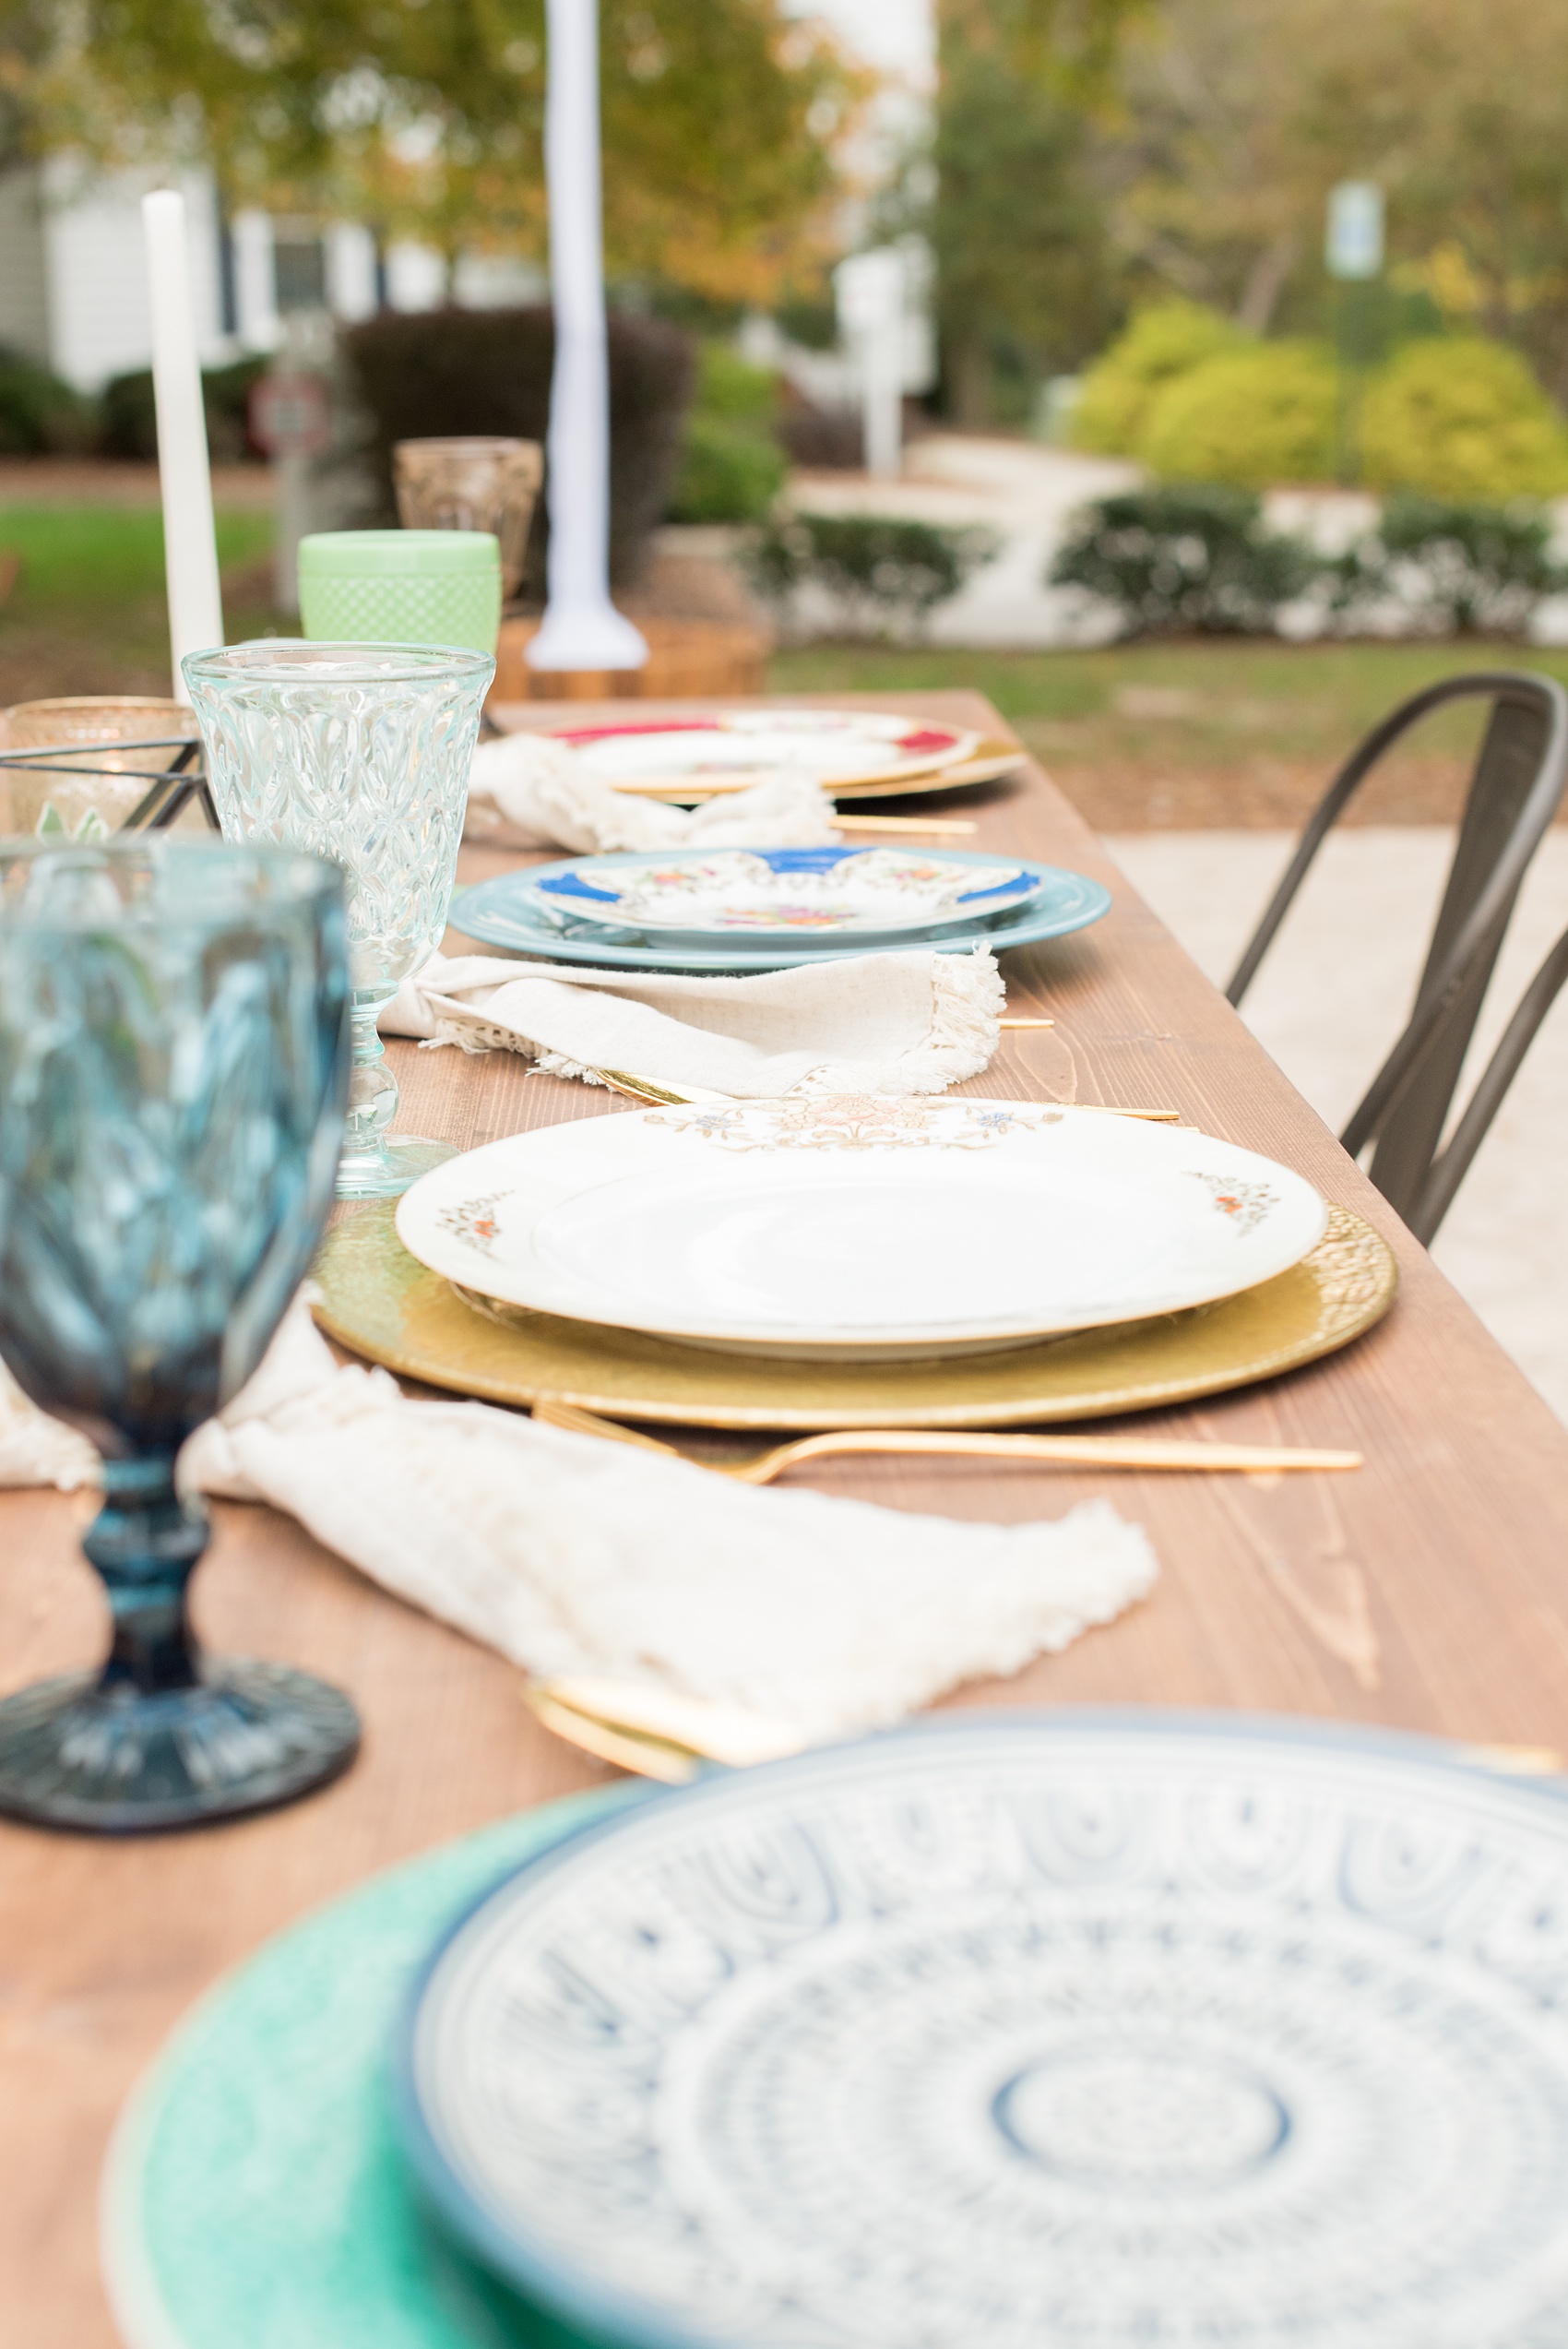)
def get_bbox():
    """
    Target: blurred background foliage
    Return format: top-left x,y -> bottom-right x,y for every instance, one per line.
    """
7,0 -> 858,309
1071,308 -> 1568,496
6,0 -> 1568,500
